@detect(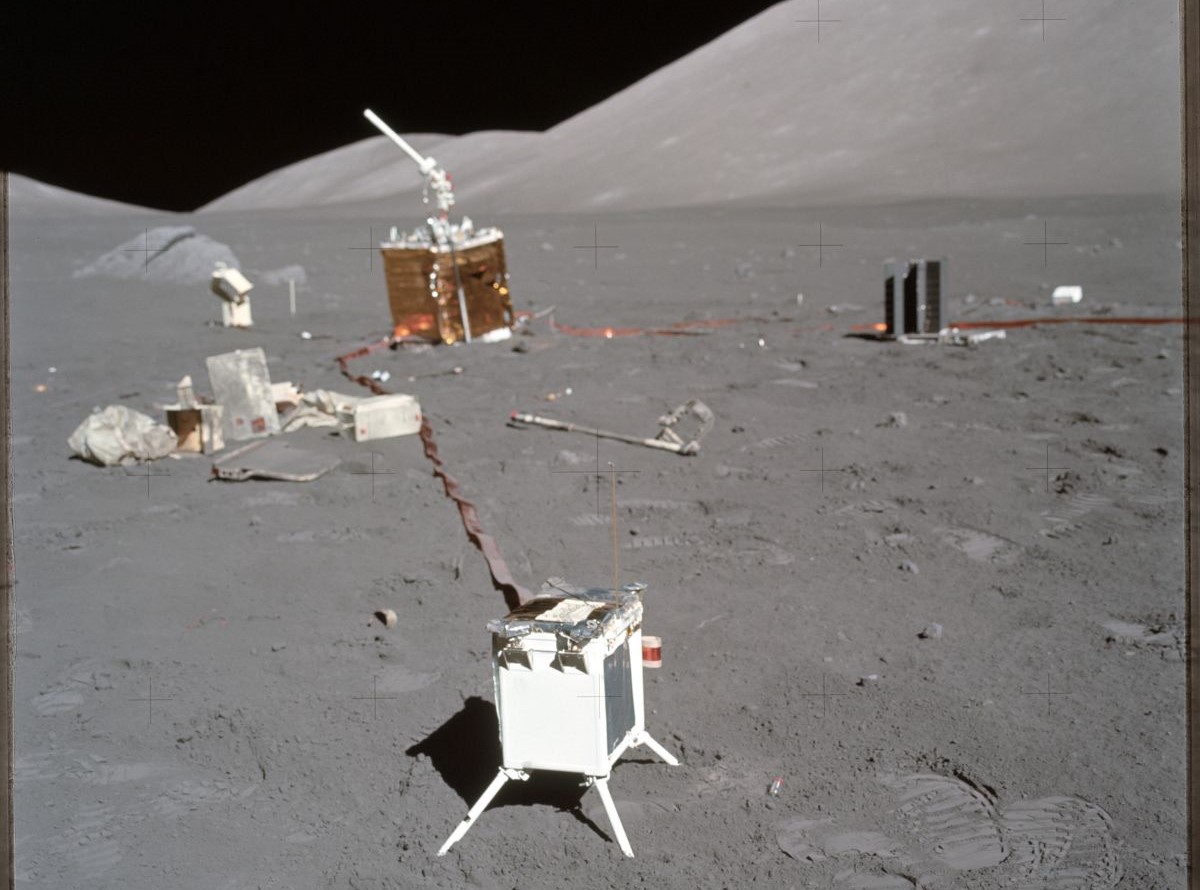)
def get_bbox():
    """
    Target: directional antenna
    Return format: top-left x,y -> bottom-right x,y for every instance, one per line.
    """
608,461 -> 619,592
